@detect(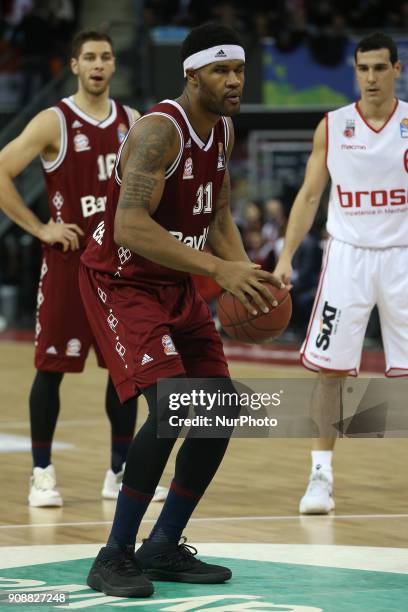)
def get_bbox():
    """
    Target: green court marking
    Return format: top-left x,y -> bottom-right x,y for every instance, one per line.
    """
1,556 -> 407,611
